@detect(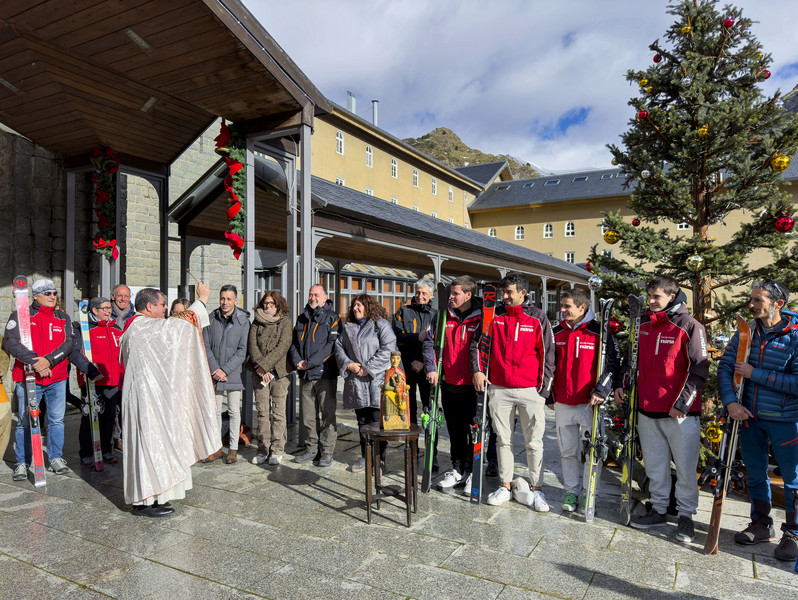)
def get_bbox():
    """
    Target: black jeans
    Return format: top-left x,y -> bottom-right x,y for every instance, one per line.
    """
440,383 -> 477,474
78,385 -> 120,458
355,407 -> 386,460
